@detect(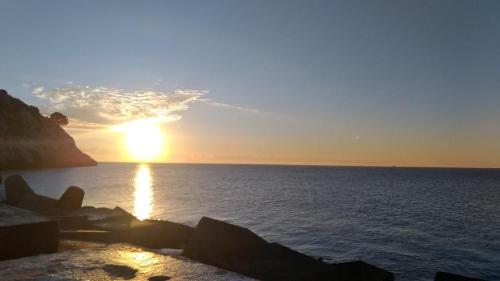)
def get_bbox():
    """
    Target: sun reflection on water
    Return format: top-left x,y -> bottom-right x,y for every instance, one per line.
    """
134,164 -> 154,220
